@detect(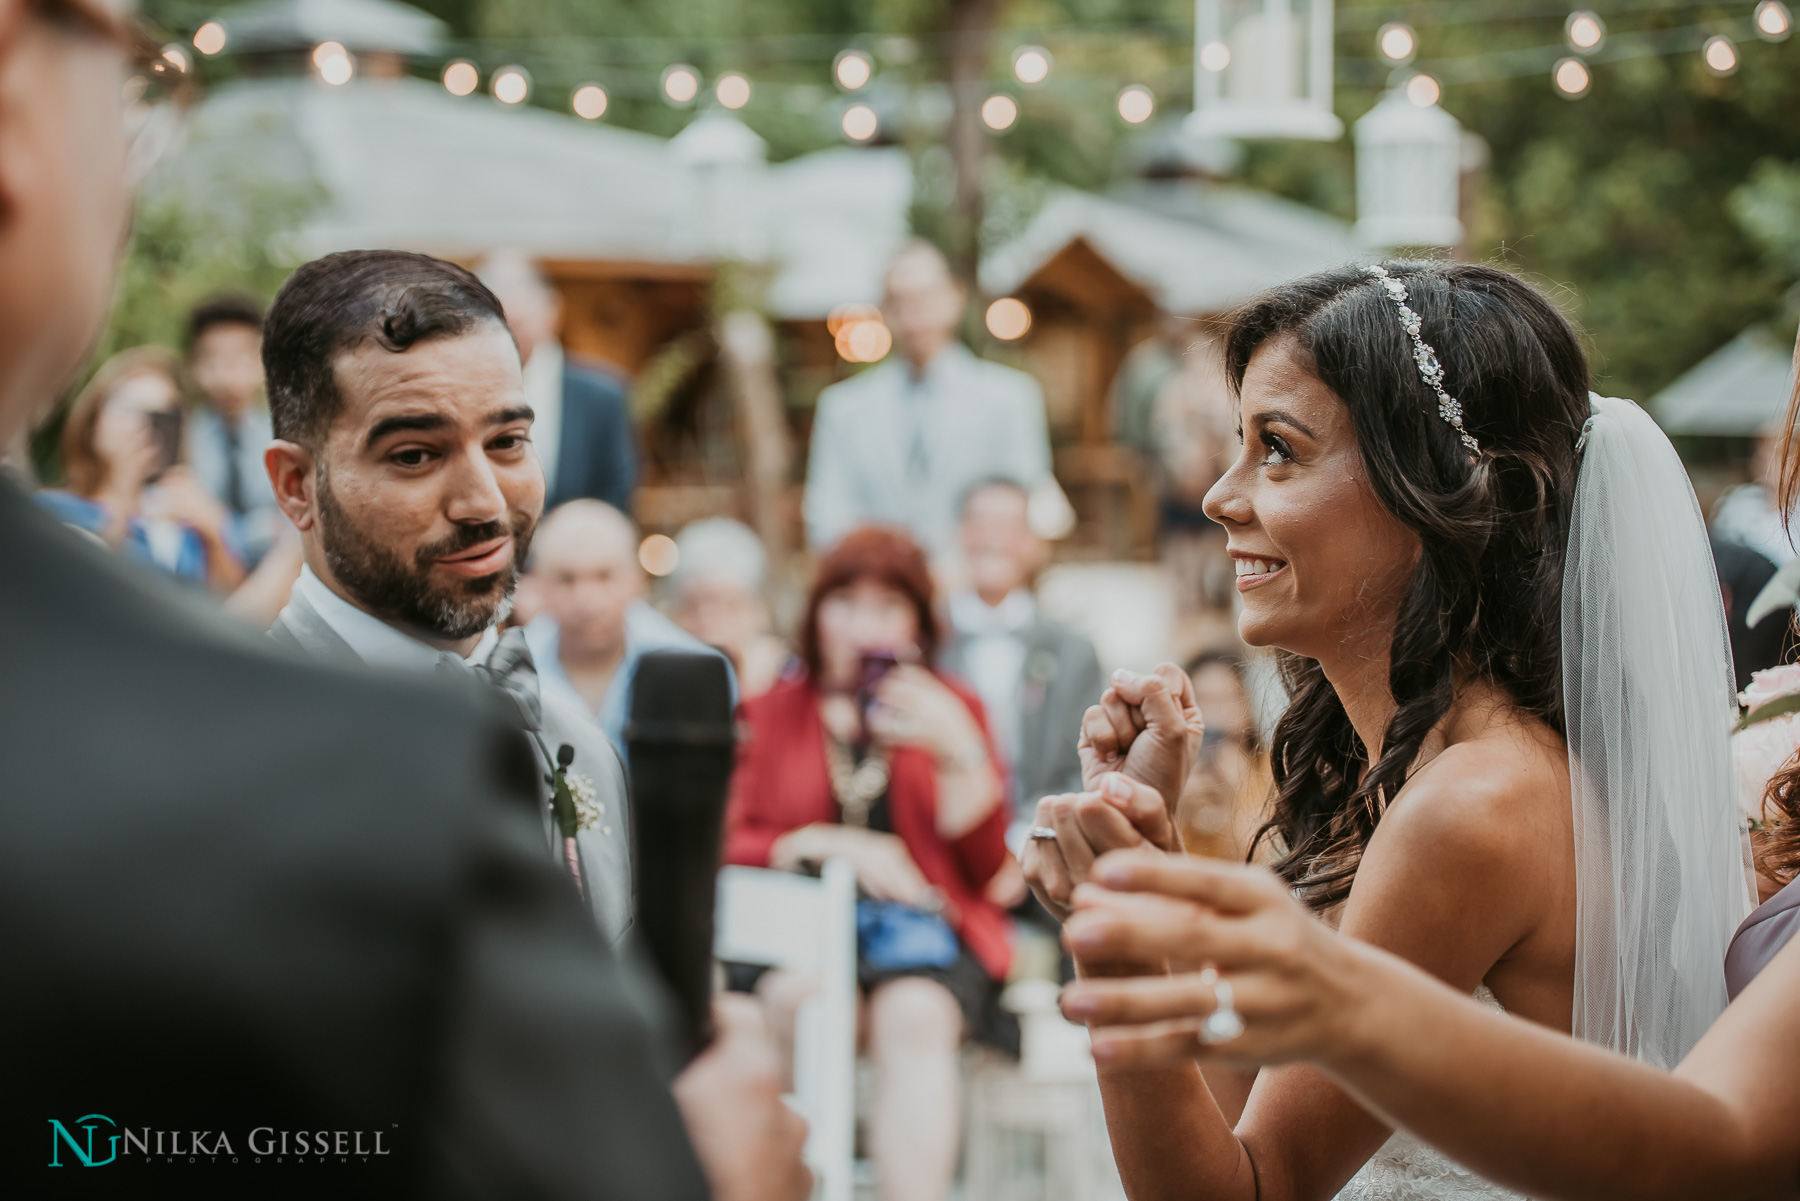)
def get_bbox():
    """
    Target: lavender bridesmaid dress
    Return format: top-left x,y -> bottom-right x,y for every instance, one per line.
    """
1725,875 -> 1800,999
